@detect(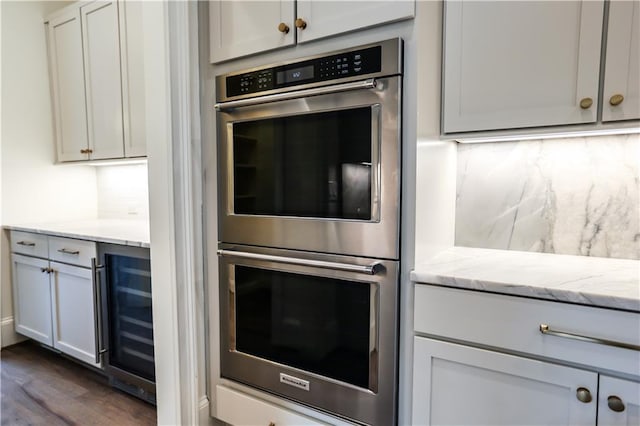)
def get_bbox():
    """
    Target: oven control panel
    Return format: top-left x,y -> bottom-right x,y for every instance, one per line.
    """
226,46 -> 382,98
